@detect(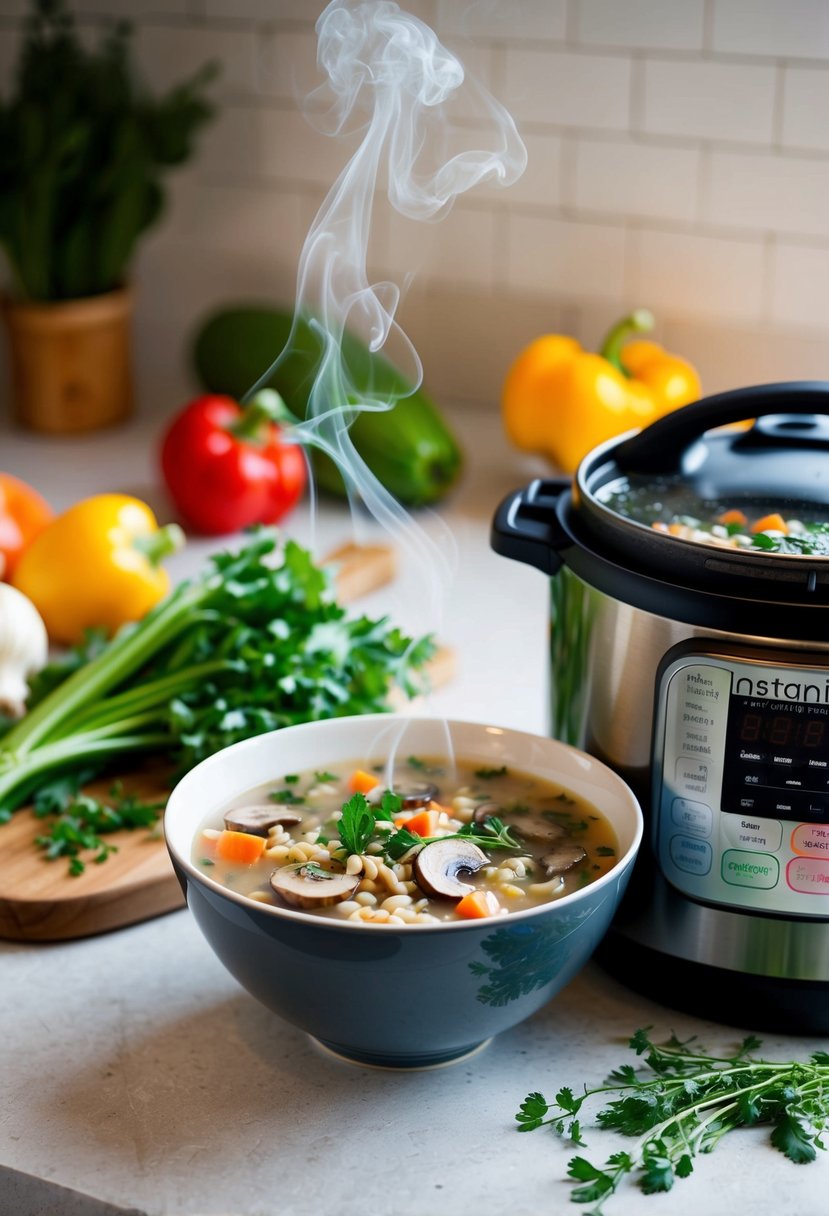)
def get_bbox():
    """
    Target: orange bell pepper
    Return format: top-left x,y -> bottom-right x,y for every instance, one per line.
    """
12,494 -> 184,645
502,310 -> 701,474
0,473 -> 53,579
